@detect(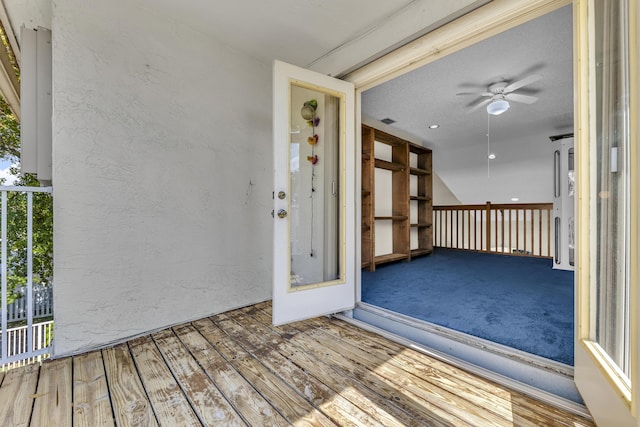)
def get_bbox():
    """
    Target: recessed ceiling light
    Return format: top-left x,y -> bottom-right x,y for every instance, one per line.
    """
511,197 -> 520,202
428,124 -> 439,129
488,153 -> 496,160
